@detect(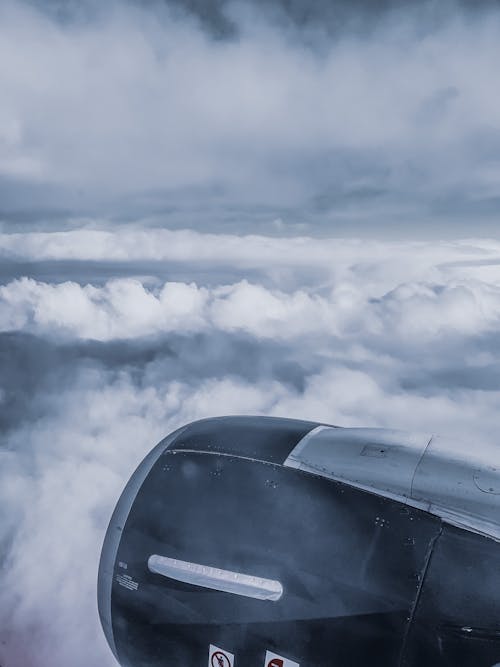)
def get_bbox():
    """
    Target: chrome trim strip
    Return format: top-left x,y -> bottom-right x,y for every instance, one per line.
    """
148,554 -> 283,601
